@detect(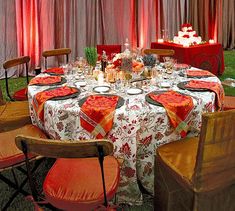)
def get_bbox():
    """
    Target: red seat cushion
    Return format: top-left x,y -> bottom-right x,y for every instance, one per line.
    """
13,87 -> 28,101
43,156 -> 120,210
223,96 -> 235,110
0,124 -> 47,169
